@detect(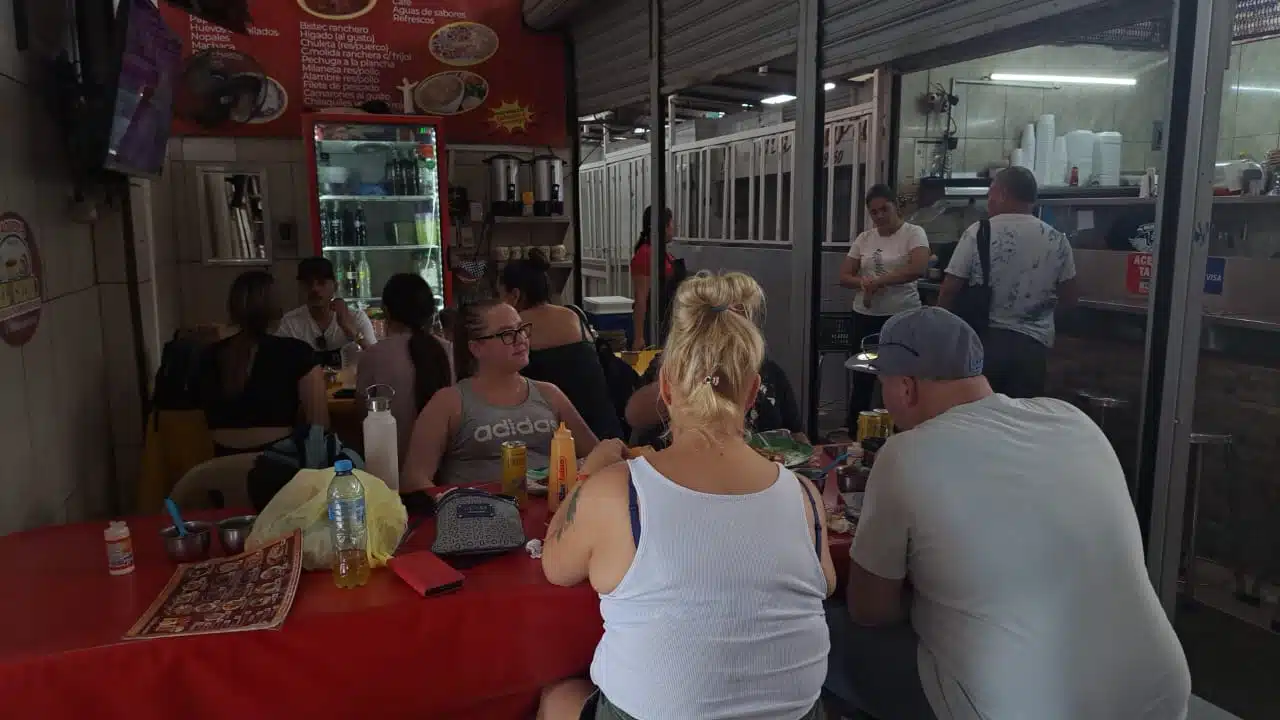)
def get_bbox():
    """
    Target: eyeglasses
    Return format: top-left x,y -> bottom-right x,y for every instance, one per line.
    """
475,322 -> 532,345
